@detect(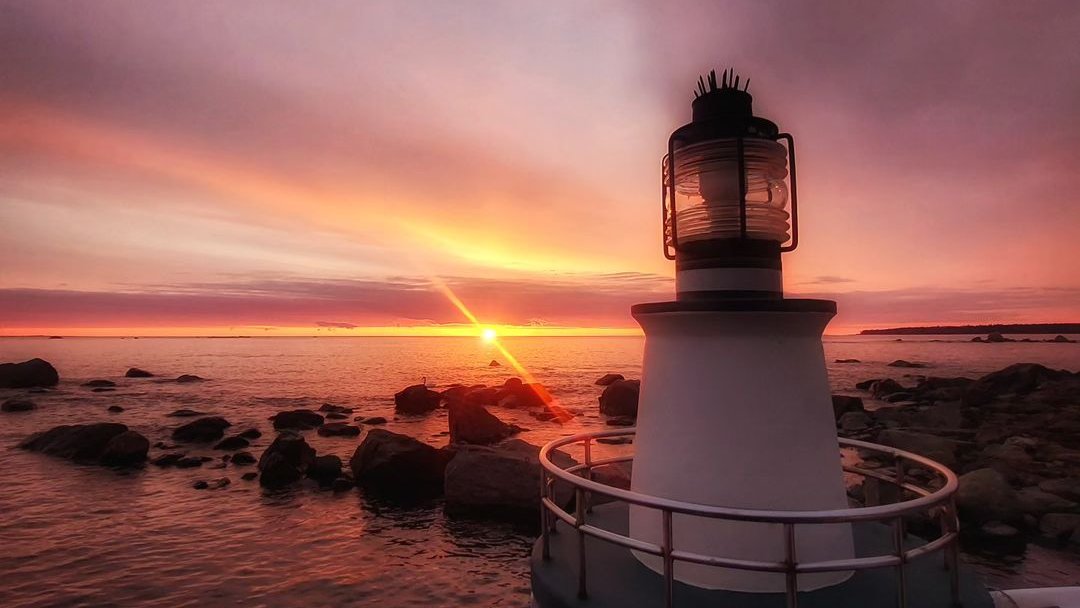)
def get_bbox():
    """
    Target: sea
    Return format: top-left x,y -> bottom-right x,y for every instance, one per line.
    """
1,335 -> 1079,607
